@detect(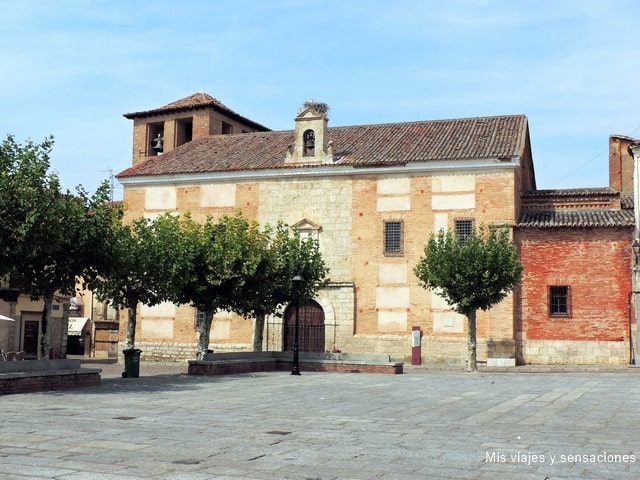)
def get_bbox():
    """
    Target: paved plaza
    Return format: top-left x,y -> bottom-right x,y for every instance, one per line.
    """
1,363 -> 639,480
